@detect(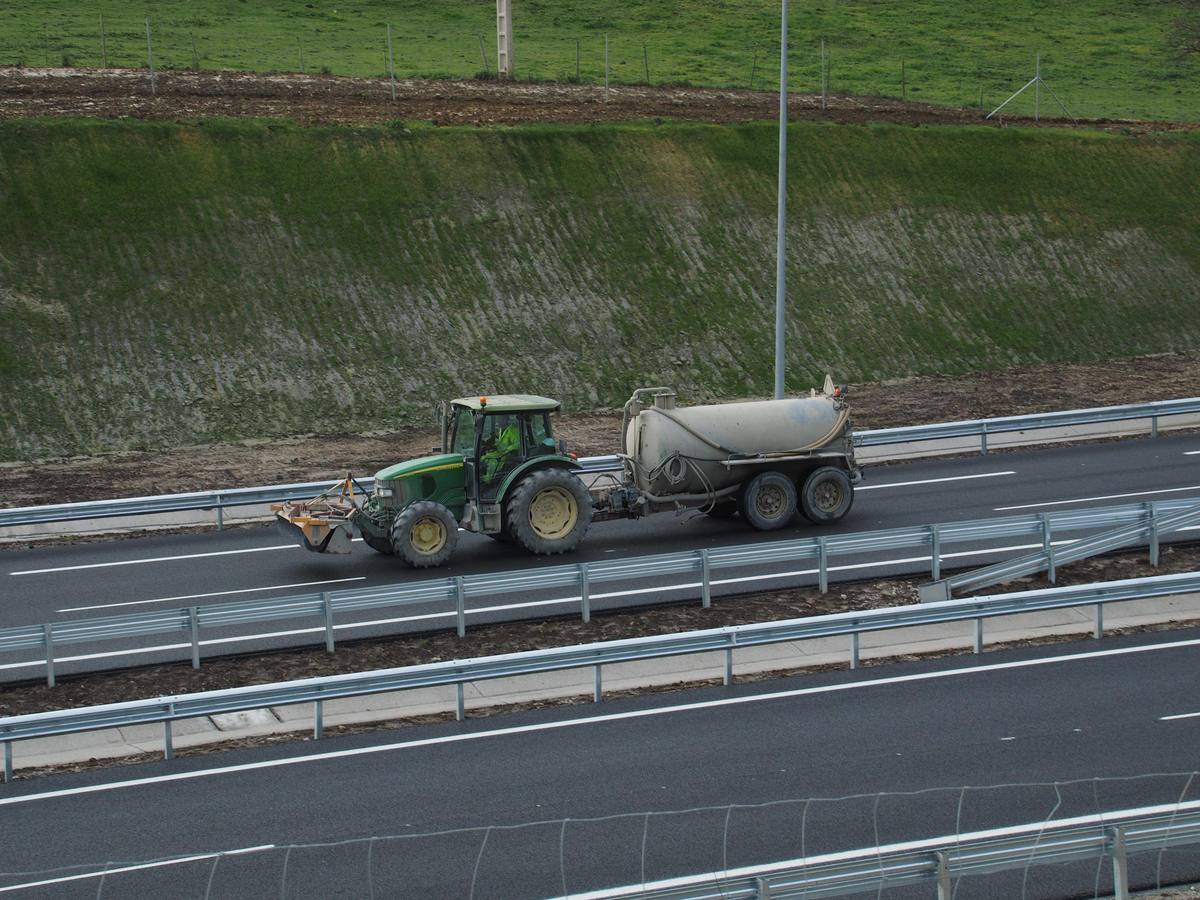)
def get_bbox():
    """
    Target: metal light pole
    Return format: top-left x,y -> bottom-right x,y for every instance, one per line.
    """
773,0 -> 788,399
